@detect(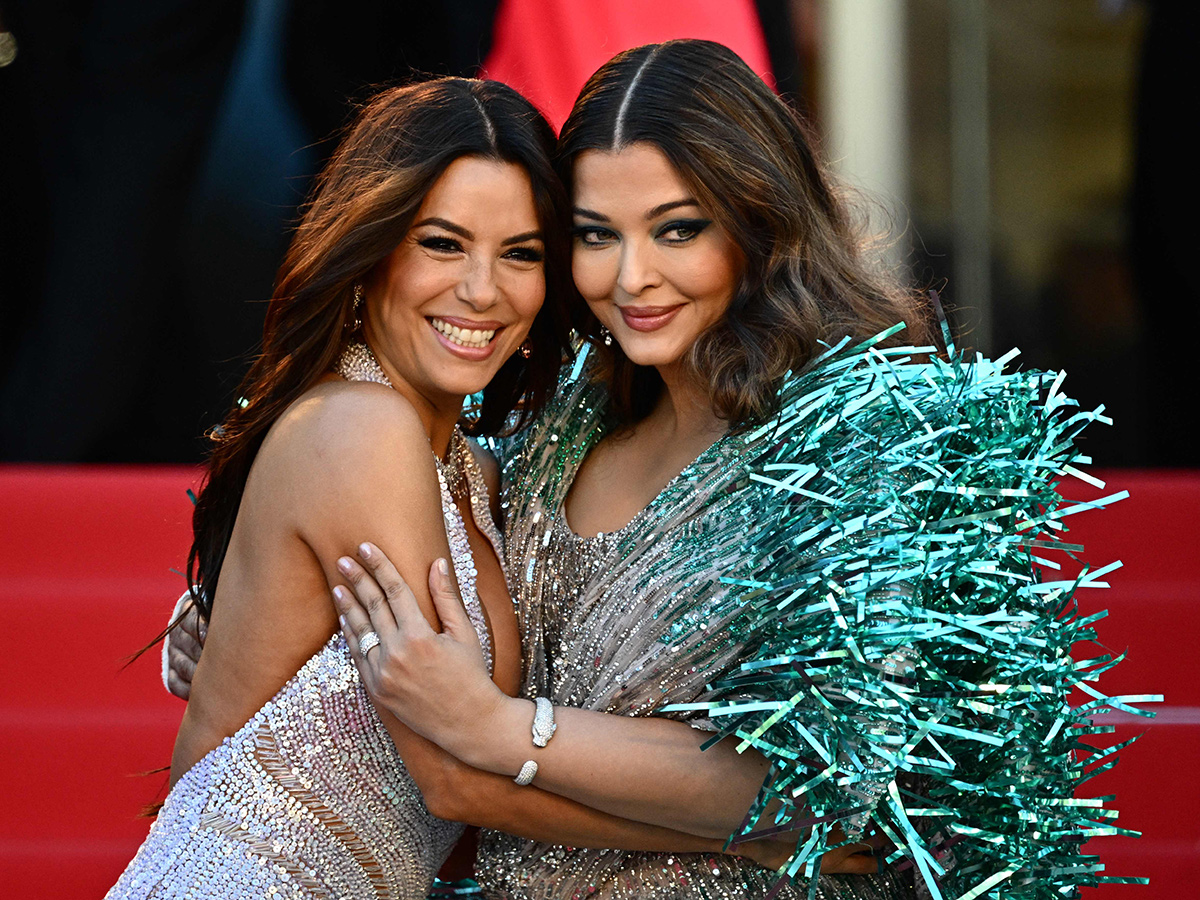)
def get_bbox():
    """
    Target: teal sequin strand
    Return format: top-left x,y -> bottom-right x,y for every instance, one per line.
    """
663,324 -> 1160,899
